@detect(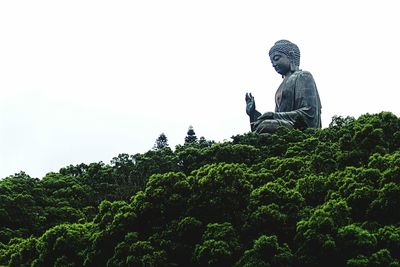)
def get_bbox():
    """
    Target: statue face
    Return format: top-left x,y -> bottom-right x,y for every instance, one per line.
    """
270,52 -> 291,75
